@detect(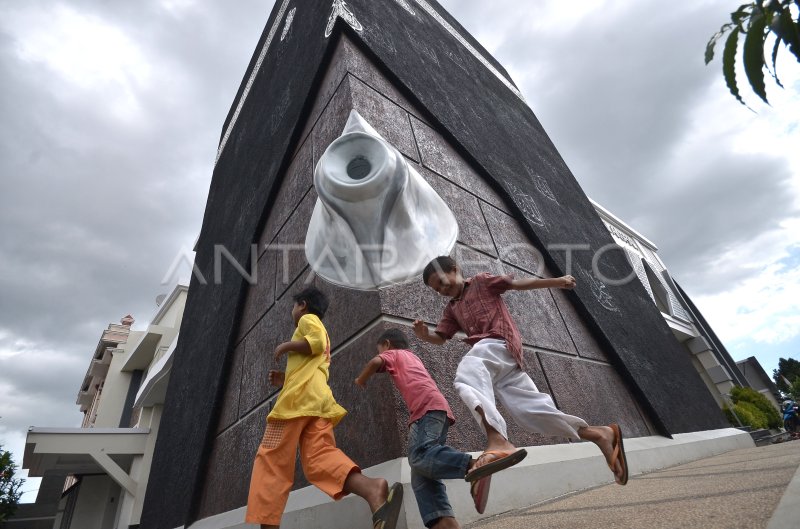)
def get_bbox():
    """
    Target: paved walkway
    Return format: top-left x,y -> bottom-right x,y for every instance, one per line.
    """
466,440 -> 800,529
